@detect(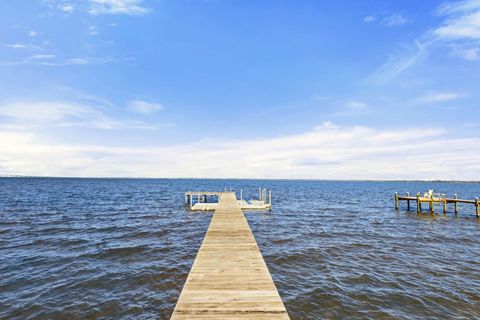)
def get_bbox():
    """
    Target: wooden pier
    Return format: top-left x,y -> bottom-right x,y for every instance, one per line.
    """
395,192 -> 479,217
171,192 -> 289,319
